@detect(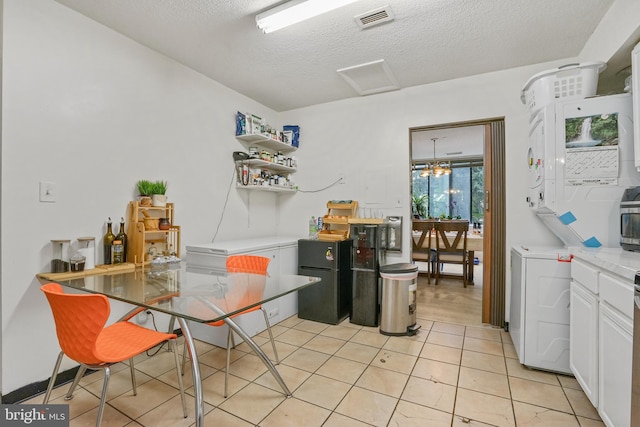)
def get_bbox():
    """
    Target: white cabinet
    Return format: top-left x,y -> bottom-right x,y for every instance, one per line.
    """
570,279 -> 599,406
599,302 -> 633,427
235,133 -> 298,193
570,250 -> 637,427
